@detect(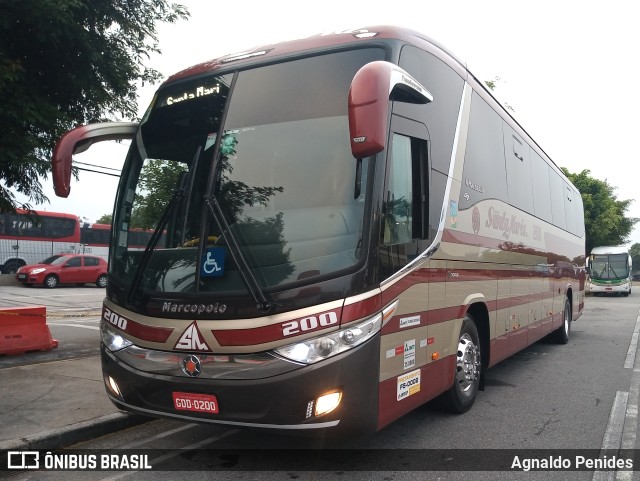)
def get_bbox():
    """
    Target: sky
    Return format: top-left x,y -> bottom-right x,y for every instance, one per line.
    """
19,0 -> 640,245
